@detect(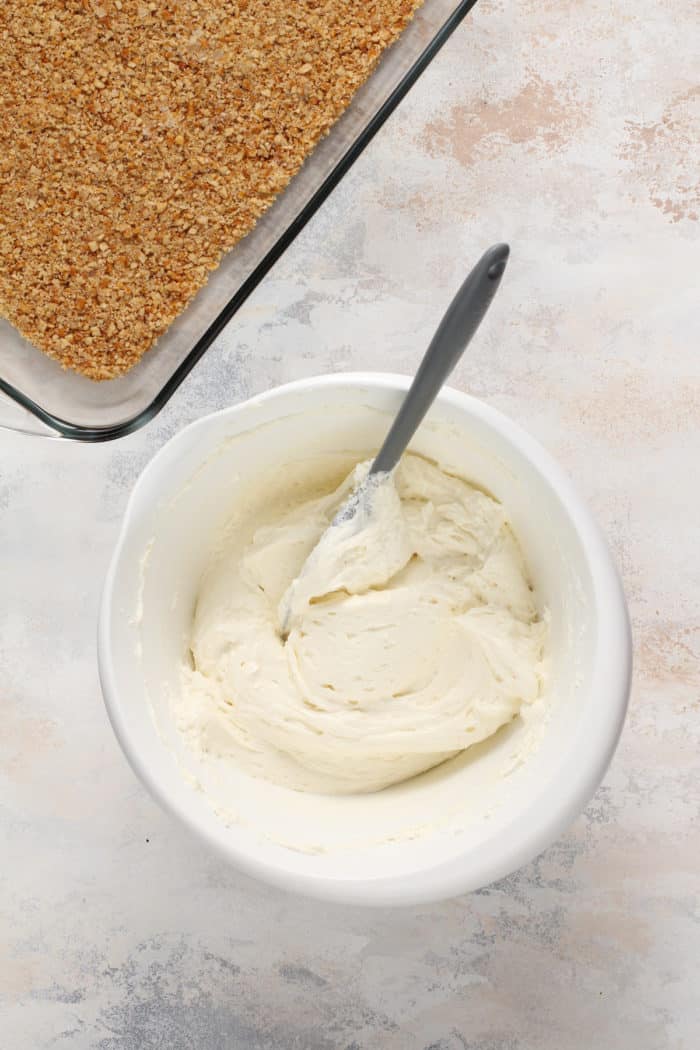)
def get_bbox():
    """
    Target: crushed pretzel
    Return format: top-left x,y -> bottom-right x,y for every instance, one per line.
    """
0,0 -> 421,380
